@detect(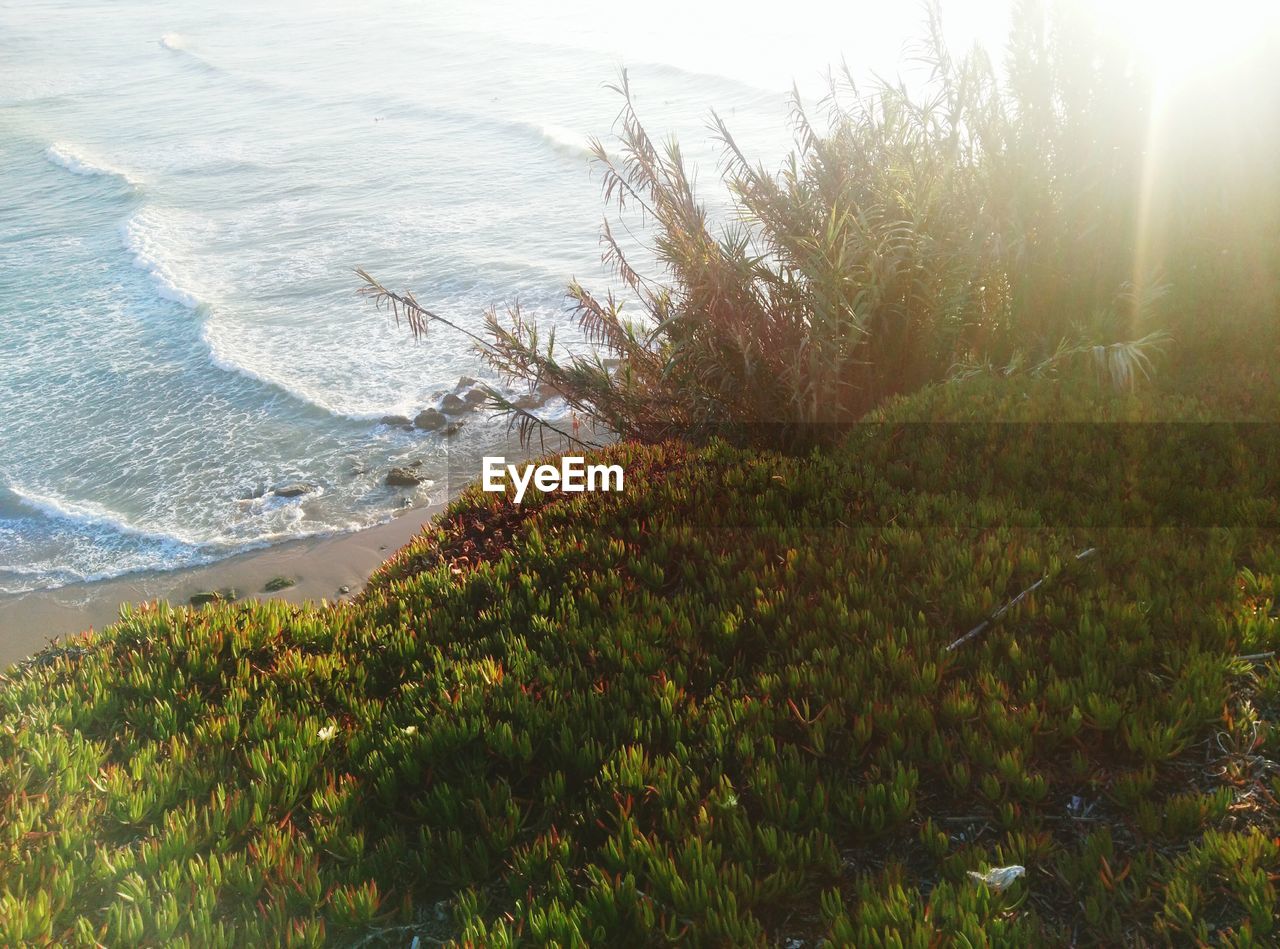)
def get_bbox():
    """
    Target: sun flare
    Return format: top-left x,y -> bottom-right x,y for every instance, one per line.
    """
1101,0 -> 1279,83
